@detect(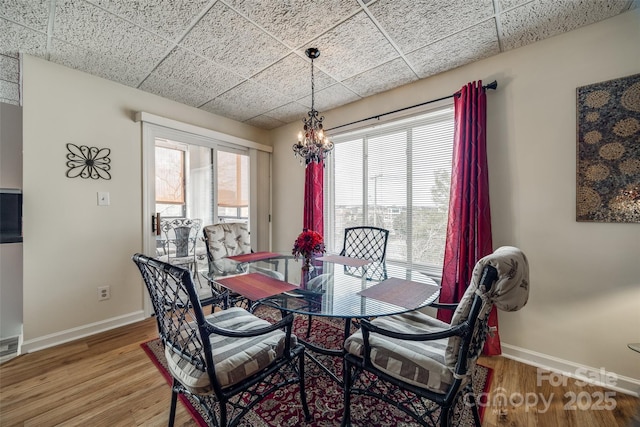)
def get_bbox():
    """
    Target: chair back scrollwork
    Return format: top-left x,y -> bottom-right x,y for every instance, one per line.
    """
158,218 -> 202,264
132,253 -> 311,426
340,226 -> 390,280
